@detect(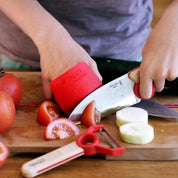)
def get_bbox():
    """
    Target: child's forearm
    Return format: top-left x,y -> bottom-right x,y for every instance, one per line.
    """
0,0 -> 71,47
157,0 -> 178,31
138,0 -> 178,99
